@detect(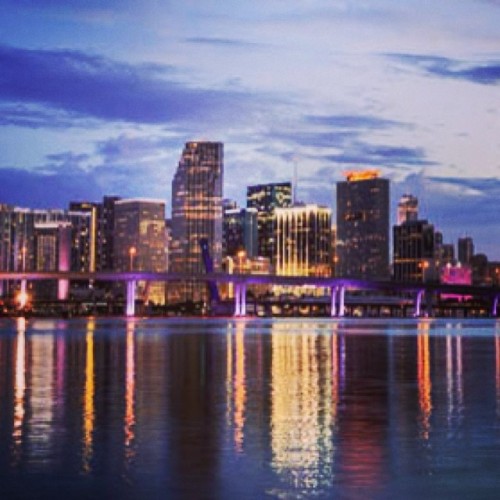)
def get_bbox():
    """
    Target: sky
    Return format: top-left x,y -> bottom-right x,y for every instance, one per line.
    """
0,0 -> 499,259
